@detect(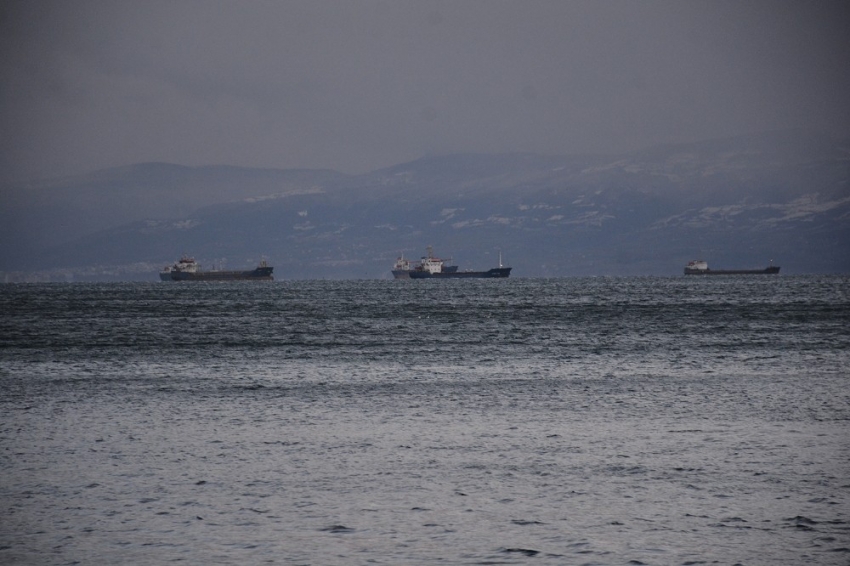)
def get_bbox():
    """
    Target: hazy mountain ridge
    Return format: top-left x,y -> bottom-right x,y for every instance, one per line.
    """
2,130 -> 848,281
